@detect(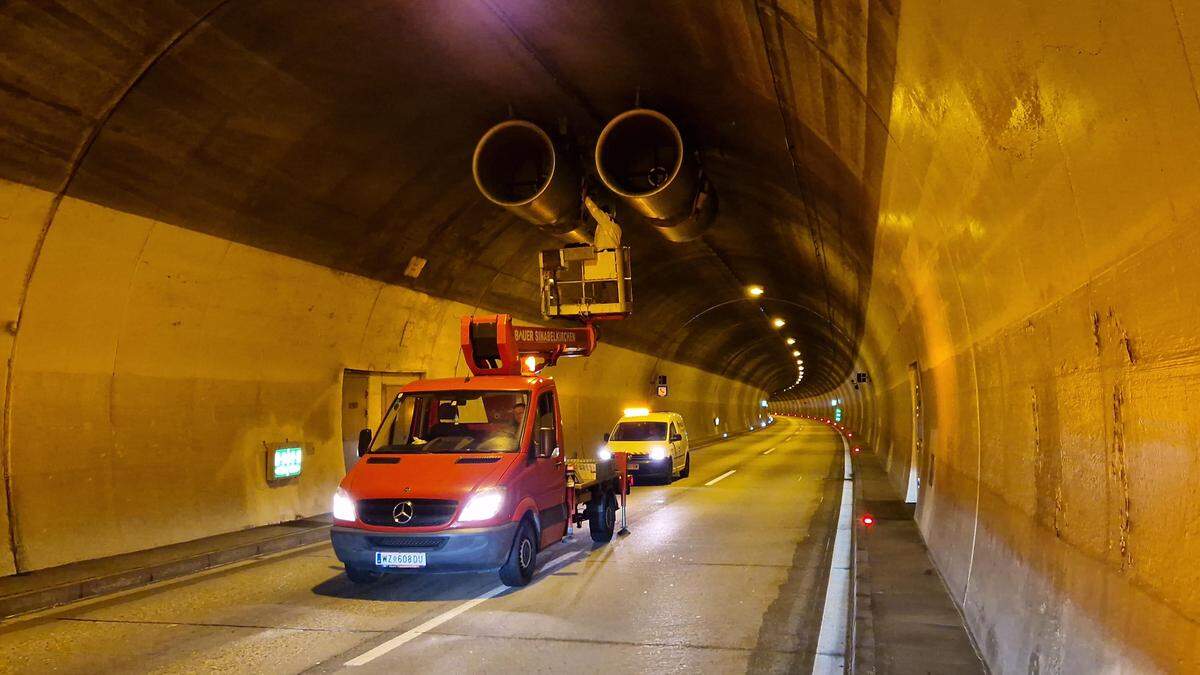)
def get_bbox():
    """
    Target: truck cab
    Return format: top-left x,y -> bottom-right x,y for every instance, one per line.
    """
331,375 -> 573,586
